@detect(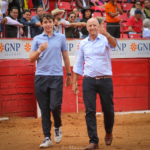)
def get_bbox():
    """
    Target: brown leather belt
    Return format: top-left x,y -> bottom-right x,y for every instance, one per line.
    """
85,76 -> 111,79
